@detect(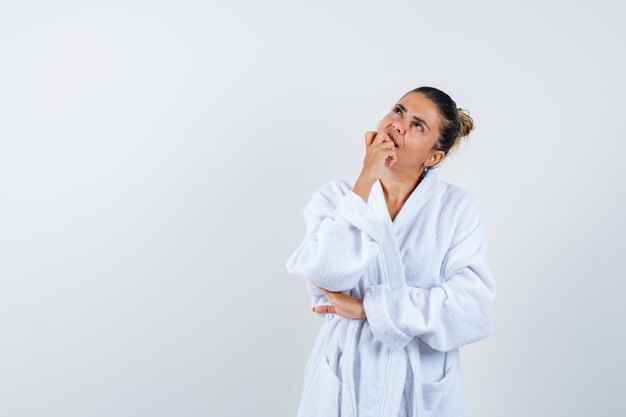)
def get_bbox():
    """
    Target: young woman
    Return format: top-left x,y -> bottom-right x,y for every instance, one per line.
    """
285,86 -> 497,417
